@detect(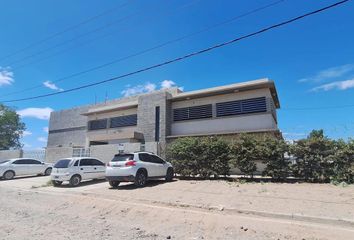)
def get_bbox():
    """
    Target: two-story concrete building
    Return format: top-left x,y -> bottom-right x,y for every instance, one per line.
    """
46,78 -> 280,162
